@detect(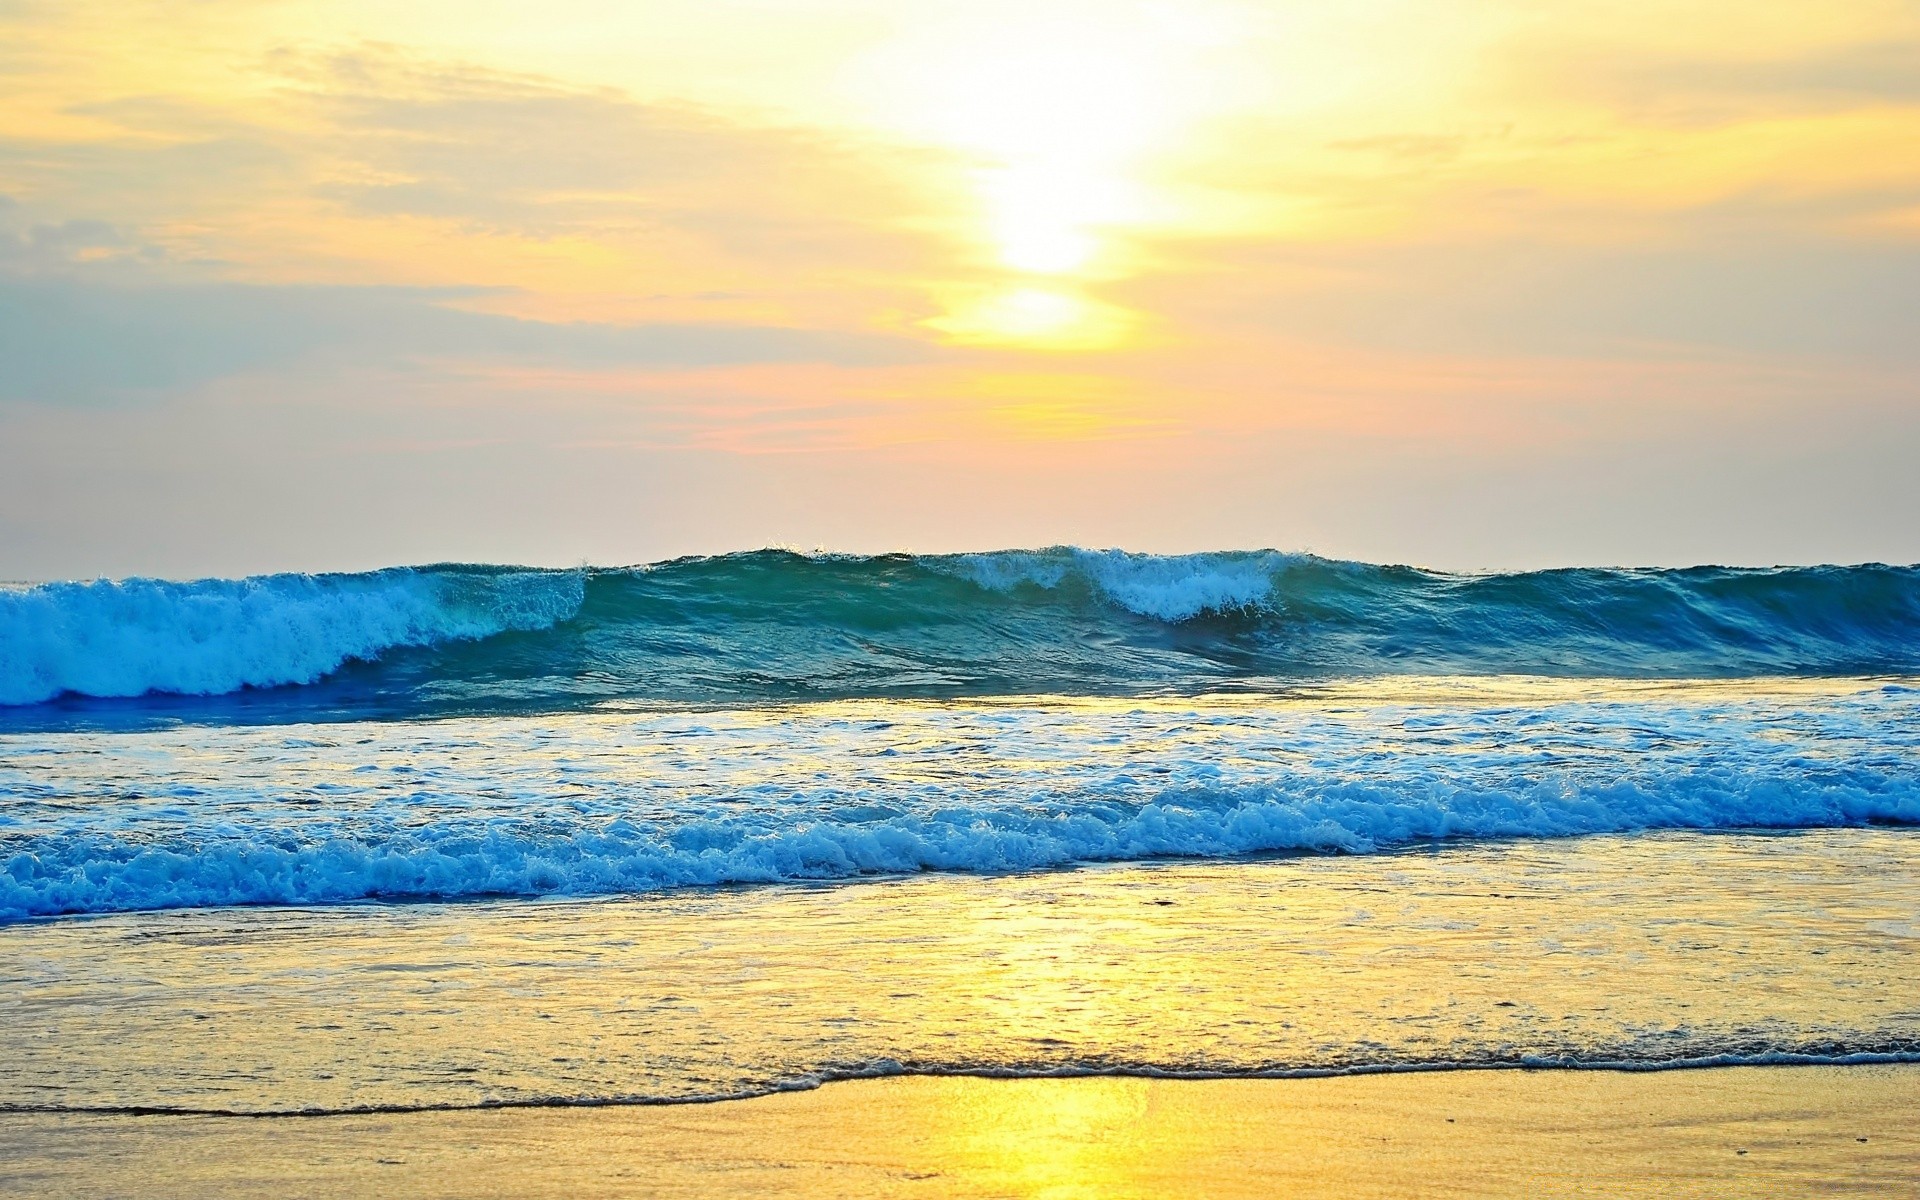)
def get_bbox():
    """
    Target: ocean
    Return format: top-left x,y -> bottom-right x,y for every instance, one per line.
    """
2,548 -> 1917,1113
